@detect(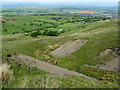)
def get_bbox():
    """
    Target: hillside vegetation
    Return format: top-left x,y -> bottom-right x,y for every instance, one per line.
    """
2,16 -> 119,88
